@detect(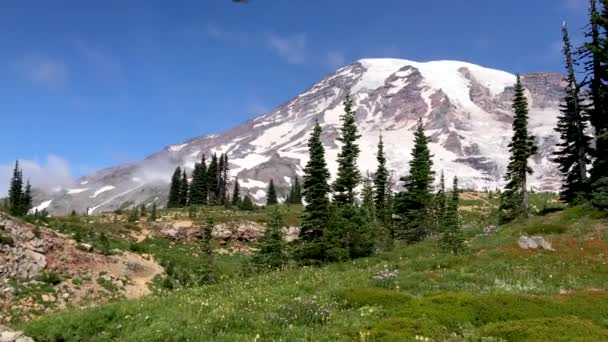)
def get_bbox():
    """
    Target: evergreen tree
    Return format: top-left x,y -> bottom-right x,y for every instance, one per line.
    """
361,174 -> 375,218
293,177 -> 302,205
140,204 -> 147,217
581,0 -> 608,205
200,155 -> 208,205
324,206 -> 375,261
8,161 -> 24,216
266,179 -> 278,205
434,171 -> 447,234
150,203 -> 158,221
374,134 -> 389,223
221,154 -> 229,205
333,93 -> 361,206
189,159 -> 206,206
232,177 -> 241,206
21,180 -> 32,216
128,207 -> 139,222
218,154 -> 225,204
180,169 -> 189,207
440,176 -> 465,254
197,217 -> 215,284
394,118 -> 435,243
240,194 -> 255,211
250,208 -> 285,271
298,121 -> 331,262
301,122 -> 331,240
498,76 -> 538,223
554,23 -> 594,204
167,166 -> 182,208
207,154 -> 219,205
